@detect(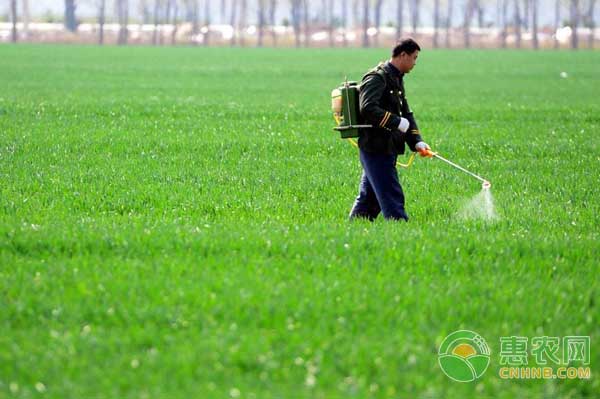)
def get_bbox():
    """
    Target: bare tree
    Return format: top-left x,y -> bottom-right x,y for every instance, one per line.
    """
22,0 -> 29,39
65,0 -> 78,32
219,0 -> 227,24
522,0 -> 529,29
554,0 -> 561,48
269,0 -> 278,46
239,0 -> 247,46
433,0 -> 440,47
230,0 -> 238,45
153,0 -> 161,45
98,0 -> 106,44
204,0 -> 211,46
463,0 -> 475,48
140,0 -> 151,23
372,0 -> 384,46
342,0 -> 348,46
10,0 -> 17,43
582,0 -> 596,48
191,0 -> 200,36
117,0 -> 129,45
500,0 -> 509,47
514,0 -> 521,48
446,0 -> 454,47
362,0 -> 370,47
475,0 -> 485,27
570,0 -> 579,48
165,0 -> 172,44
291,0 -> 302,47
328,0 -> 335,47
221,0 -> 227,22
409,0 -> 420,34
181,0 -> 200,45
302,0 -> 310,46
171,0 -> 179,44
532,0 -> 538,48
352,0 -> 360,31
496,0 -> 501,27
397,0 -> 404,41
257,0 -> 266,46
